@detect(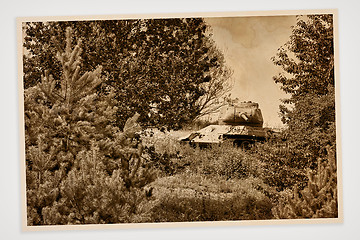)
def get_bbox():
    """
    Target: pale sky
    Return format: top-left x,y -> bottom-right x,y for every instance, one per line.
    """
205,16 -> 297,128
